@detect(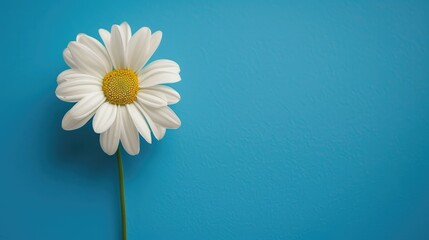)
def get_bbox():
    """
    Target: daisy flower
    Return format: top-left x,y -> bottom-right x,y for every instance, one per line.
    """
56,22 -> 181,156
